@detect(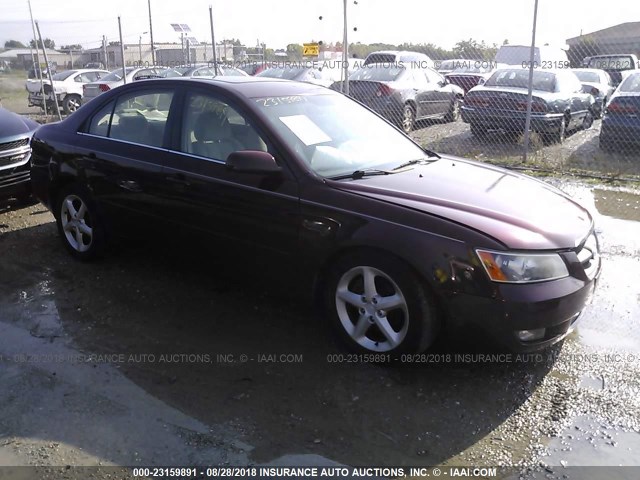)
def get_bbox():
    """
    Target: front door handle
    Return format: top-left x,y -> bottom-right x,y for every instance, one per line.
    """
117,179 -> 142,192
